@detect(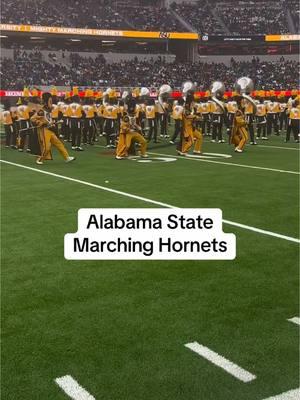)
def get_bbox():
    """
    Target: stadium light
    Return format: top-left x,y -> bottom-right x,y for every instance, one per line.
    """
30,36 -> 43,39
70,39 -> 81,42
